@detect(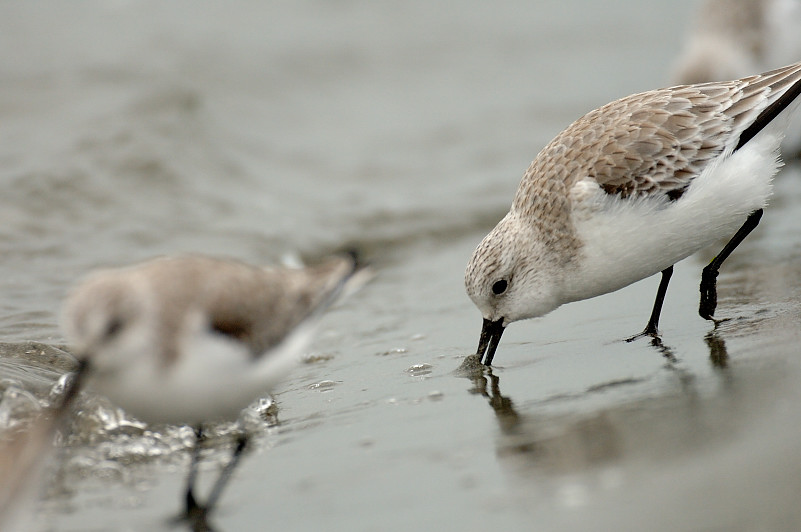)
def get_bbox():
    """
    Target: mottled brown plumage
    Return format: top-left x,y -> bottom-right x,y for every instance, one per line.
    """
60,252 -> 370,525
494,62 -> 801,262
515,63 -> 801,215
65,255 -> 357,366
